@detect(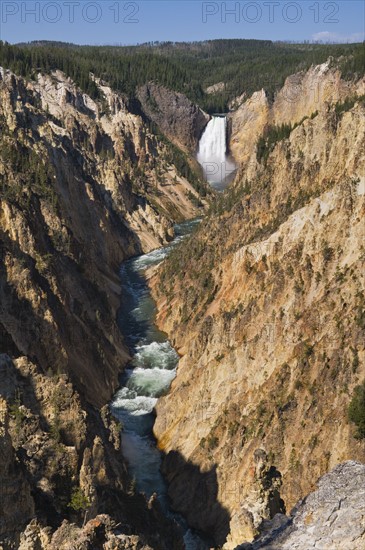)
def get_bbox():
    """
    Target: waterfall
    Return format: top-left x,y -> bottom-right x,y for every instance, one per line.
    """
198,116 -> 227,164
197,116 -> 236,190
